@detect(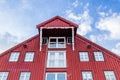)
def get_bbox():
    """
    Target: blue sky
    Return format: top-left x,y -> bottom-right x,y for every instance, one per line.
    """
0,0 -> 120,55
